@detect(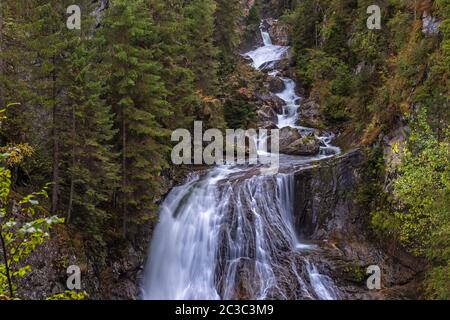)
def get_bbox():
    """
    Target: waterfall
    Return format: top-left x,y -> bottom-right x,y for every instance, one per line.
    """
276,77 -> 301,128
141,21 -> 341,300
140,172 -> 222,300
245,27 -> 289,71
261,29 -> 273,46
142,169 -> 340,300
